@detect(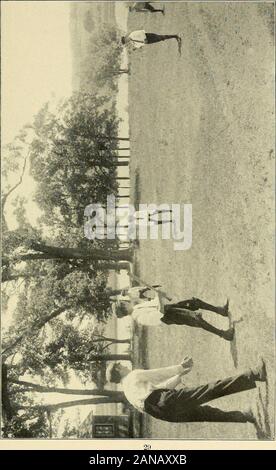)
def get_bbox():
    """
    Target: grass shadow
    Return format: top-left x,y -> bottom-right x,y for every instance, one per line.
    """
254,384 -> 273,439
133,168 -> 141,211
228,310 -> 244,368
